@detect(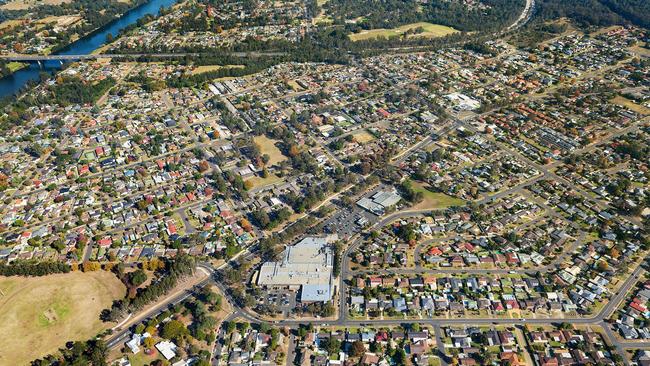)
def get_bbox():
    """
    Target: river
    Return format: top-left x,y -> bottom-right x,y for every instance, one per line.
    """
0,0 -> 179,99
